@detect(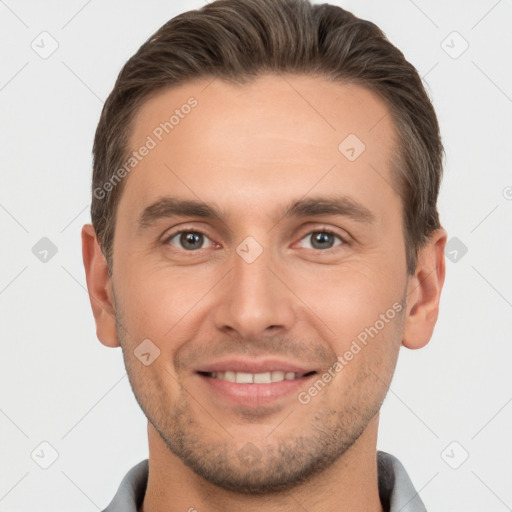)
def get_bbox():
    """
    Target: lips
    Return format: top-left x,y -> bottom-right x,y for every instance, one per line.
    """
196,359 -> 316,376
195,358 -> 318,407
